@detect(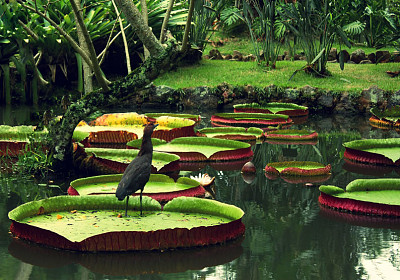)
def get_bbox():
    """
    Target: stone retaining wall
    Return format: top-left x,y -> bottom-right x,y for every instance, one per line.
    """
136,84 -> 400,115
